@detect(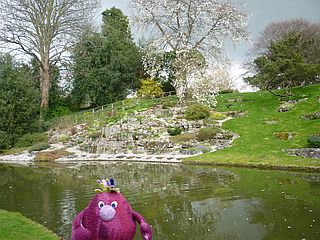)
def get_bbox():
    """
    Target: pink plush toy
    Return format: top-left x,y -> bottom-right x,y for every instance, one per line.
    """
72,178 -> 153,240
